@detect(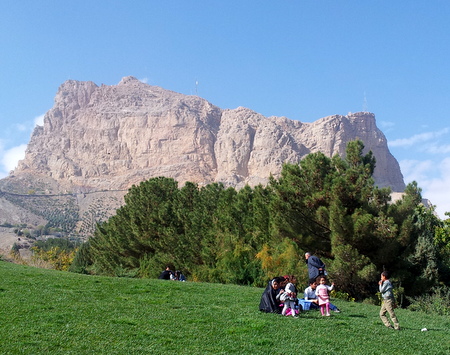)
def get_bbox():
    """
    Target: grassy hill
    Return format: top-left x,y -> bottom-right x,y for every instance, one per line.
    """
1,261 -> 449,355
